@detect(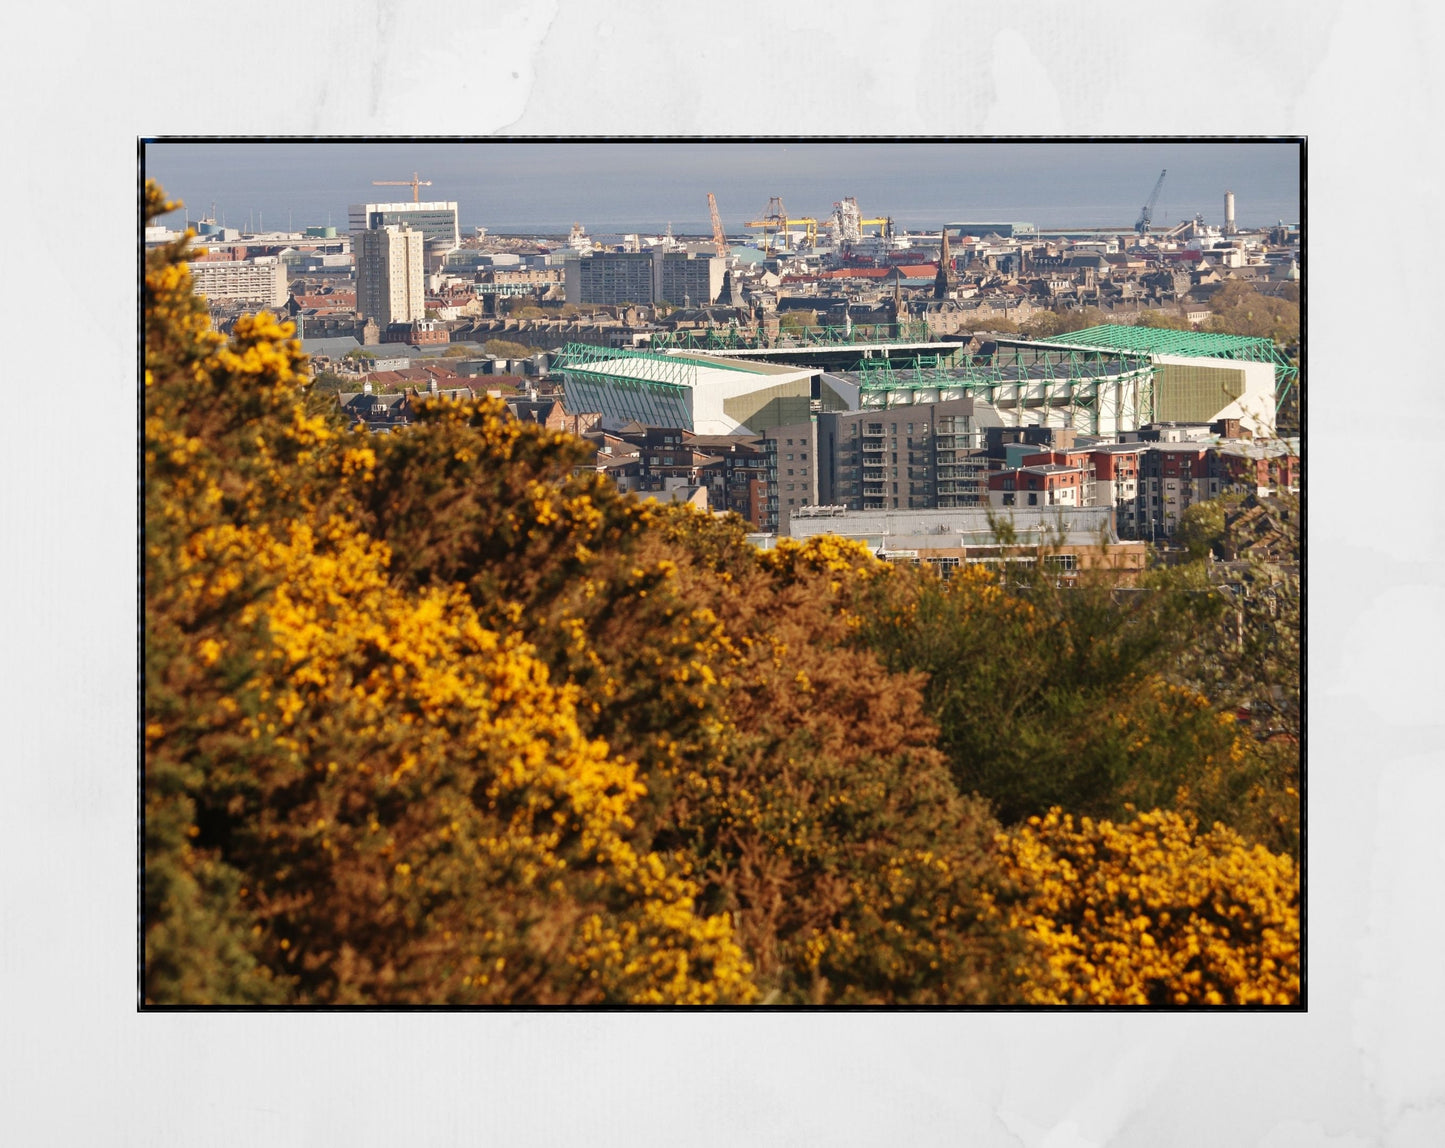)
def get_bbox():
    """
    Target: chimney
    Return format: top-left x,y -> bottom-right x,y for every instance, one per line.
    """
363,380 -> 372,394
